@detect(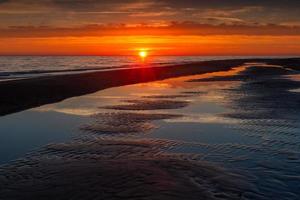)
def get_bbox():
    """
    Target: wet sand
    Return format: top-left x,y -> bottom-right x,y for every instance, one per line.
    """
0,58 -> 299,116
0,139 -> 256,200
